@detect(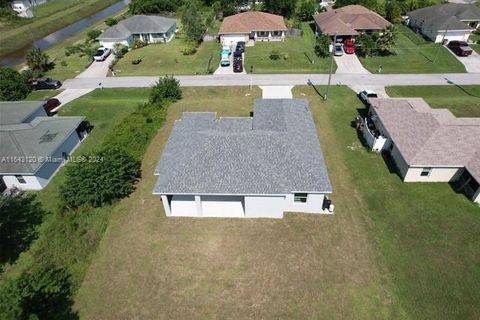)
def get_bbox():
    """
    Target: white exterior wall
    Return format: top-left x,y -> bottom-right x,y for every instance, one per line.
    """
435,31 -> 471,43
2,129 -> 81,191
244,195 -> 285,218
99,39 -> 130,49
473,188 -> 480,204
284,193 -> 327,213
201,195 -> 244,217
403,167 -> 462,182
